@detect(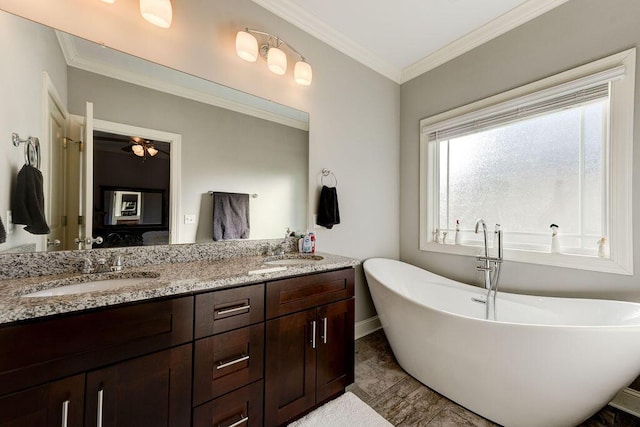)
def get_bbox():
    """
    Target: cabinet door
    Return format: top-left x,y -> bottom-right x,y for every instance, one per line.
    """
0,374 -> 84,427
84,345 -> 191,427
316,298 -> 355,403
265,309 -> 317,426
